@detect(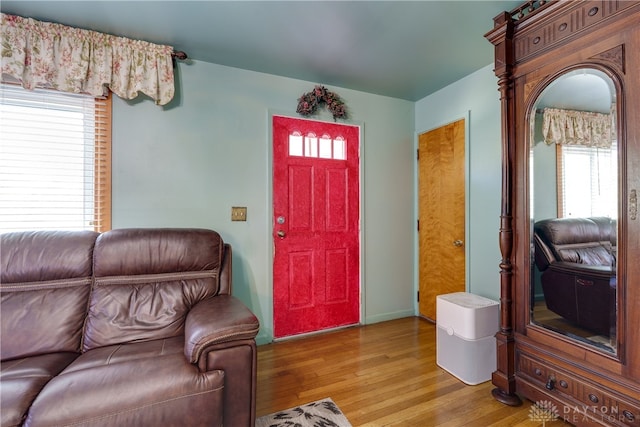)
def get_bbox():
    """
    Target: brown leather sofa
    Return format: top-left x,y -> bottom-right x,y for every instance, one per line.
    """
1,228 -> 259,427
534,217 -> 616,337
